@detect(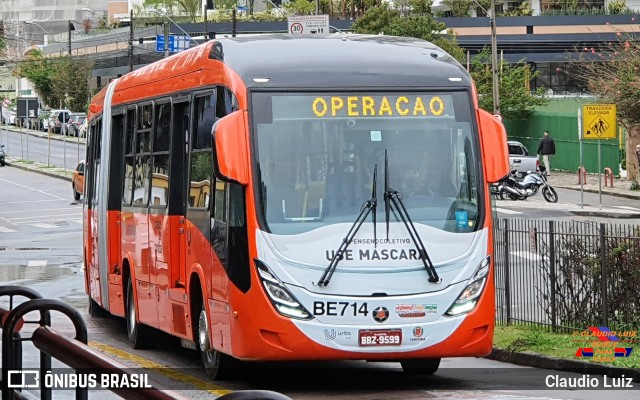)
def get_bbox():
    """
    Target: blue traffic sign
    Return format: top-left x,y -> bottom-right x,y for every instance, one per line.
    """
156,35 -> 191,53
